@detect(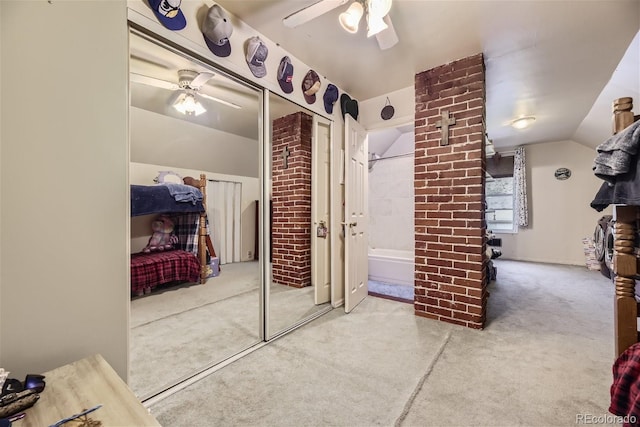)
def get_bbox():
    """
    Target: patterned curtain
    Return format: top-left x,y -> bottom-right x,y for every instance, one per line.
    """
514,146 -> 528,227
